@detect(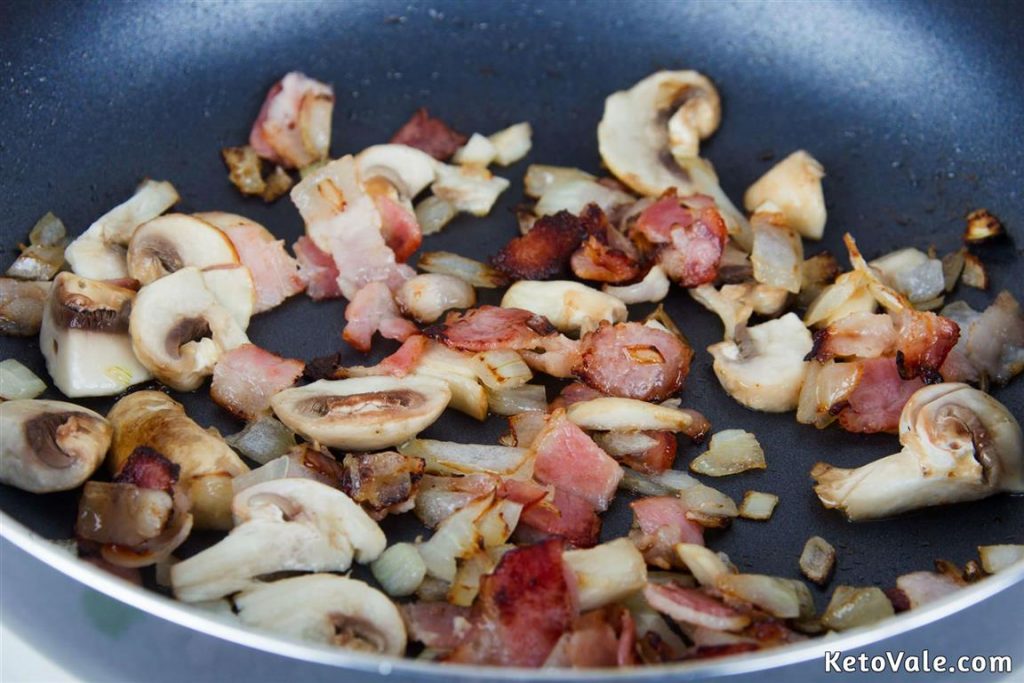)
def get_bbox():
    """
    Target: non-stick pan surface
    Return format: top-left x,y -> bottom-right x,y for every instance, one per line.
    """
1,0 -> 1022,679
